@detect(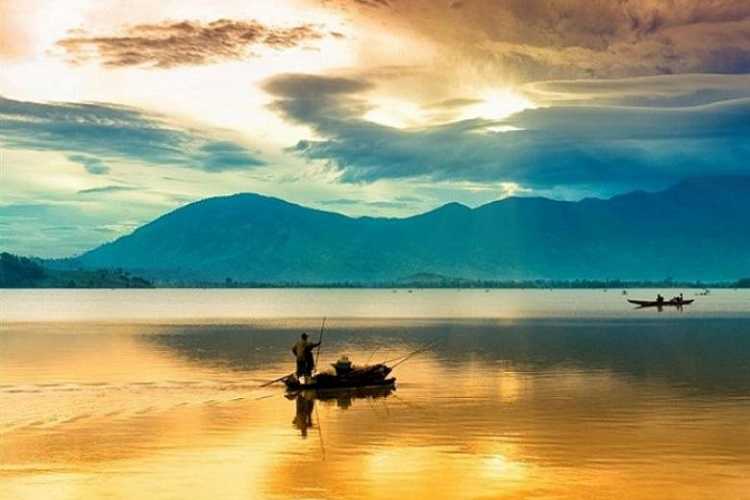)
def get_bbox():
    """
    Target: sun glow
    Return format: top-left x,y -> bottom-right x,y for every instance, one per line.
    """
462,89 -> 535,121
363,98 -> 429,129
